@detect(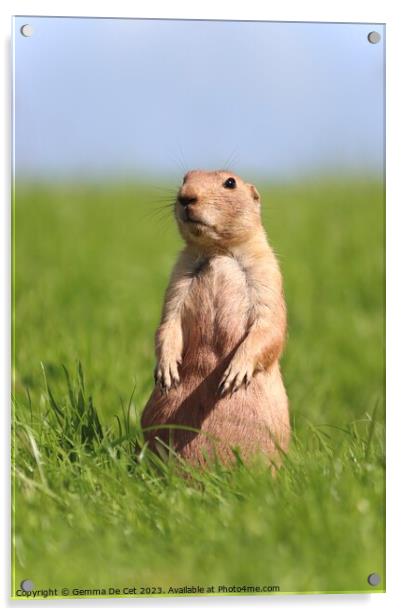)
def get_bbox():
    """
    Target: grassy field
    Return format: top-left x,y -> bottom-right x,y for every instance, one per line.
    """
12,178 -> 385,598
